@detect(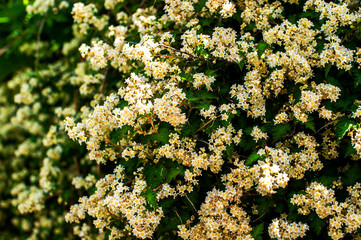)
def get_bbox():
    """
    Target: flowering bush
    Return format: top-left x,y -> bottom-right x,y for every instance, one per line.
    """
1,0 -> 361,239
